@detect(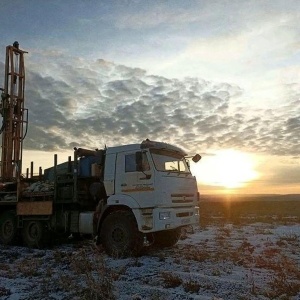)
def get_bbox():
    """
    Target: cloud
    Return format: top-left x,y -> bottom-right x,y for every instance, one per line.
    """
108,0 -> 300,33
0,55 -> 299,158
